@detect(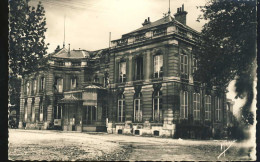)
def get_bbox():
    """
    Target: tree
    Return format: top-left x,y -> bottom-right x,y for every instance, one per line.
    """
195,0 -> 256,126
9,0 -> 48,77
9,0 -> 48,119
